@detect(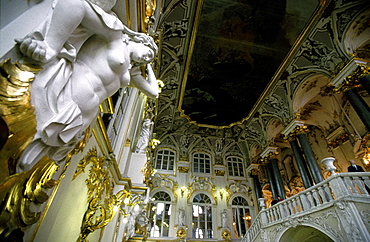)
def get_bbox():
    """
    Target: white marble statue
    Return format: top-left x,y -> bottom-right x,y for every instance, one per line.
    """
179,207 -> 186,226
15,0 -> 159,172
135,119 -> 154,153
221,209 -> 227,228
